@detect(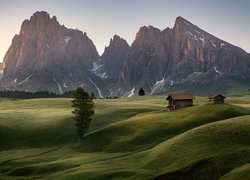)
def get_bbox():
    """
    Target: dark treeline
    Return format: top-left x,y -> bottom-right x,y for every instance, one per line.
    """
0,90 -> 76,99
0,90 -> 120,99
